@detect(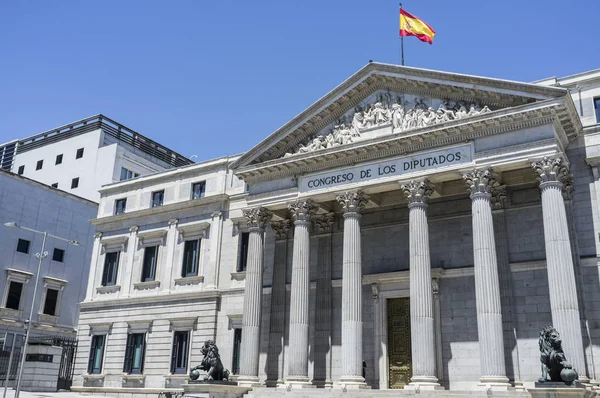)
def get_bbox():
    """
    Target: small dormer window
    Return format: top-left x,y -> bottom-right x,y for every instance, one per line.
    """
191,181 -> 206,200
